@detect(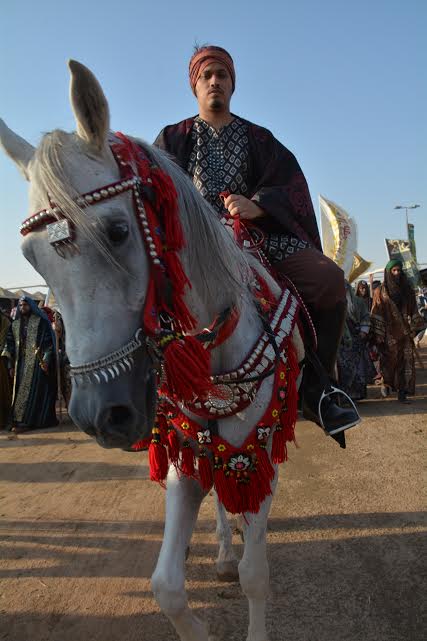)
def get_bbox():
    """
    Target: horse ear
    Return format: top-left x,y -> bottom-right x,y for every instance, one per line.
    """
0,118 -> 35,181
68,60 -> 110,153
